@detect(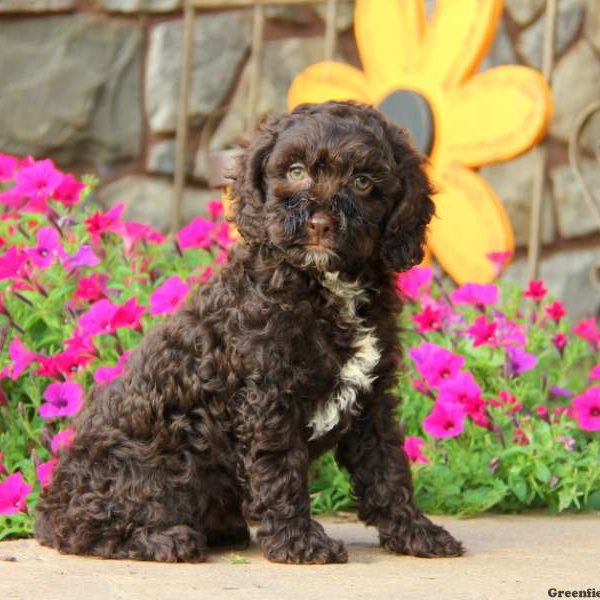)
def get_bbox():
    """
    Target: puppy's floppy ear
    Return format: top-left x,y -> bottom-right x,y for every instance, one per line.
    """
378,116 -> 435,272
230,114 -> 284,243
